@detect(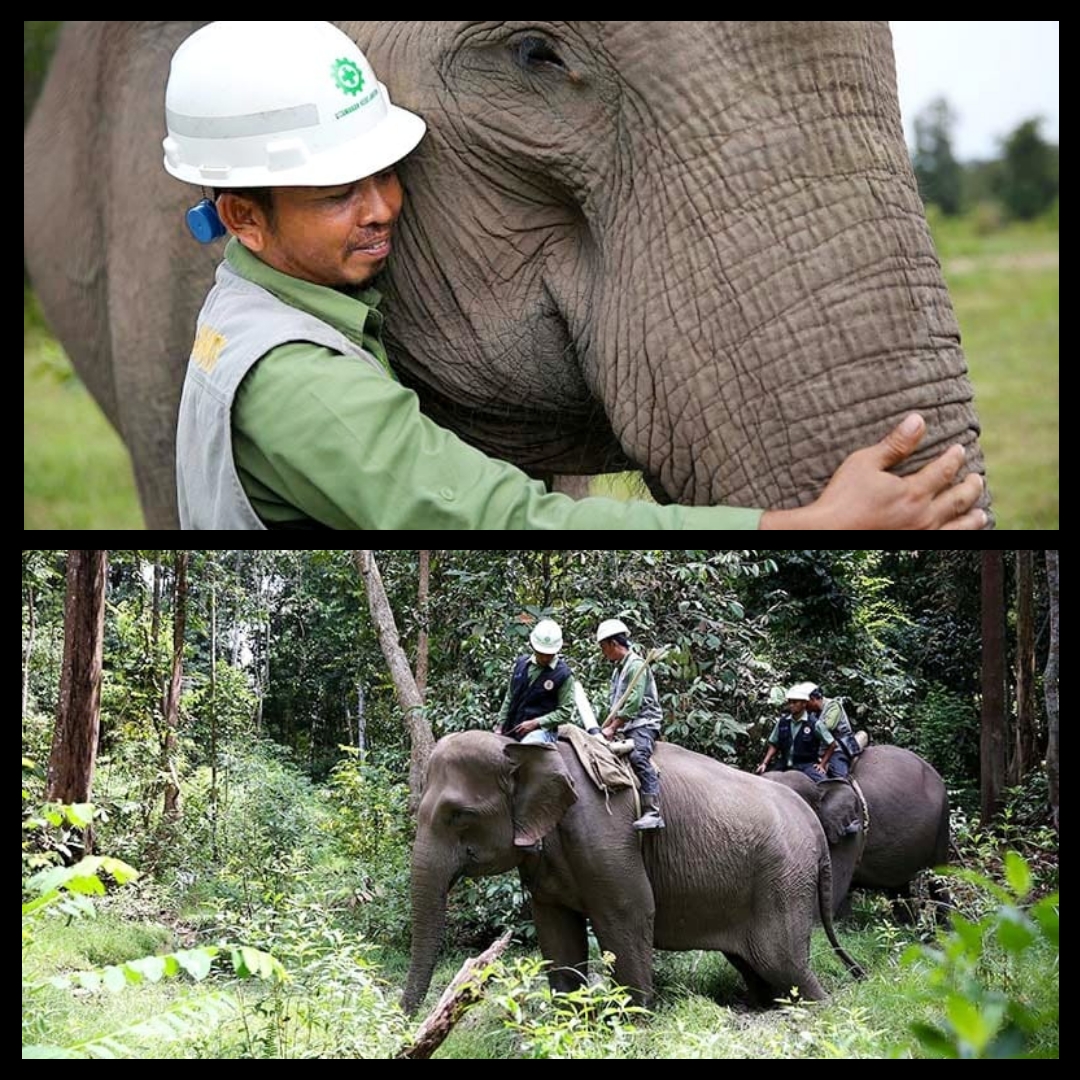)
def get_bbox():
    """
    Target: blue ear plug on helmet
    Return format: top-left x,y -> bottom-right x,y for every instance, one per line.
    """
185,198 -> 226,243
